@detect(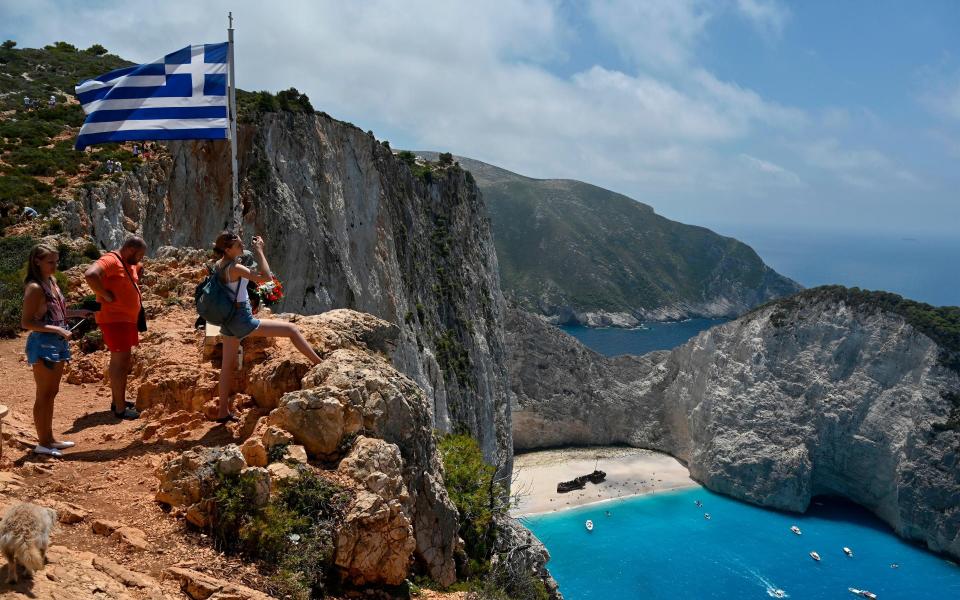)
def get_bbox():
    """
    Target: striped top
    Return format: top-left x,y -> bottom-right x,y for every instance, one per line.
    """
39,278 -> 67,327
